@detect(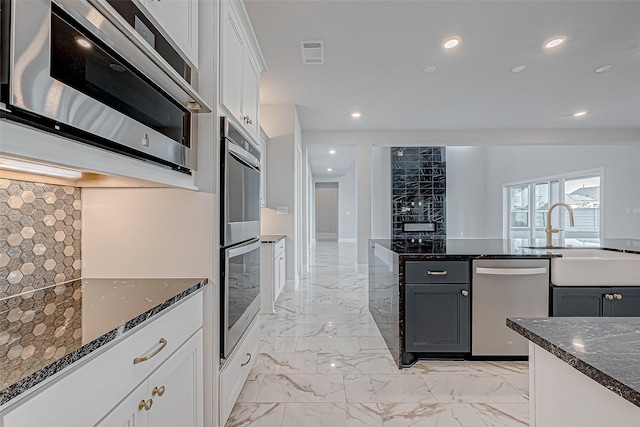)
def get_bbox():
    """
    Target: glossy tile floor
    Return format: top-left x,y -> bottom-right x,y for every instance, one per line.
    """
226,242 -> 529,427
